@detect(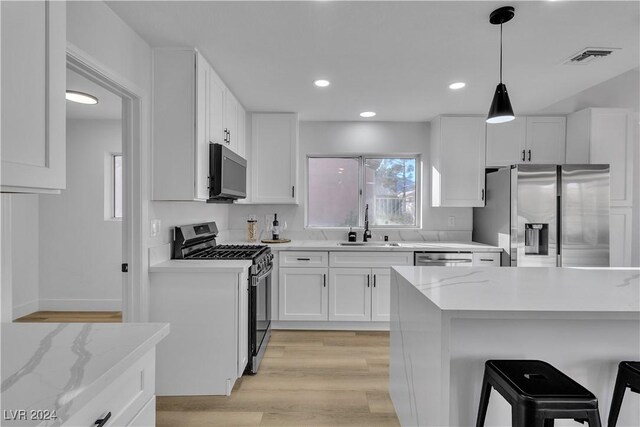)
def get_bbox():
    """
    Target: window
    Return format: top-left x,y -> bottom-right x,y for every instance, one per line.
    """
113,154 -> 123,219
307,155 -> 419,228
